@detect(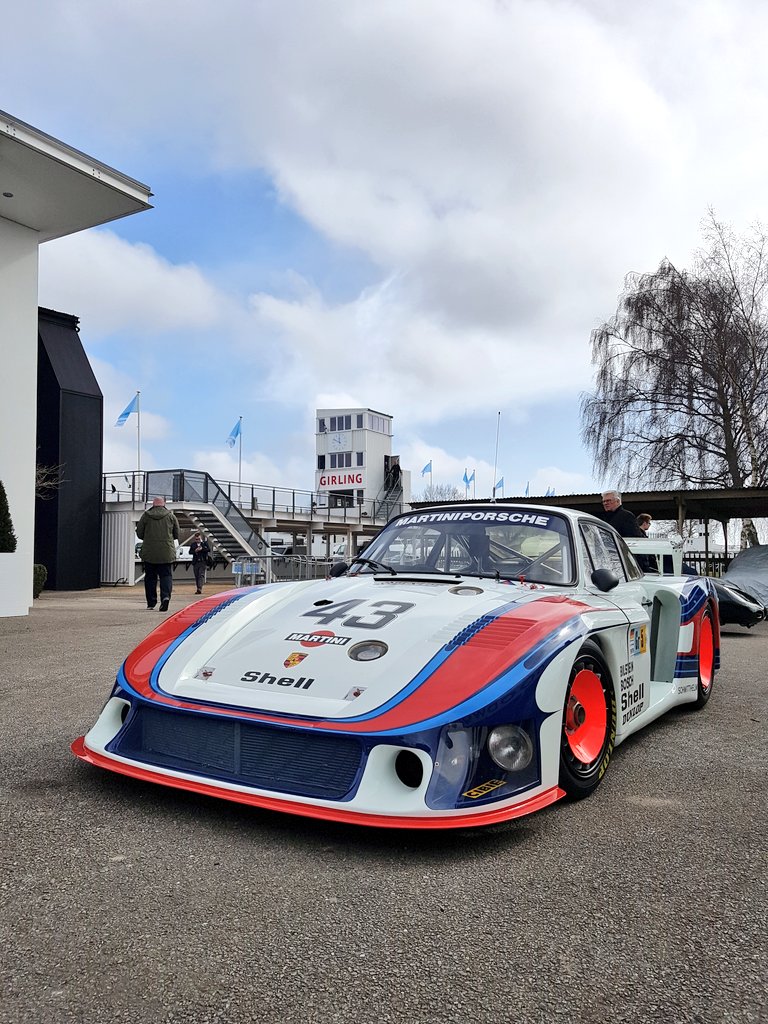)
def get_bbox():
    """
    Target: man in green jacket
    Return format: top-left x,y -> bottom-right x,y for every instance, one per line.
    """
136,497 -> 180,611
